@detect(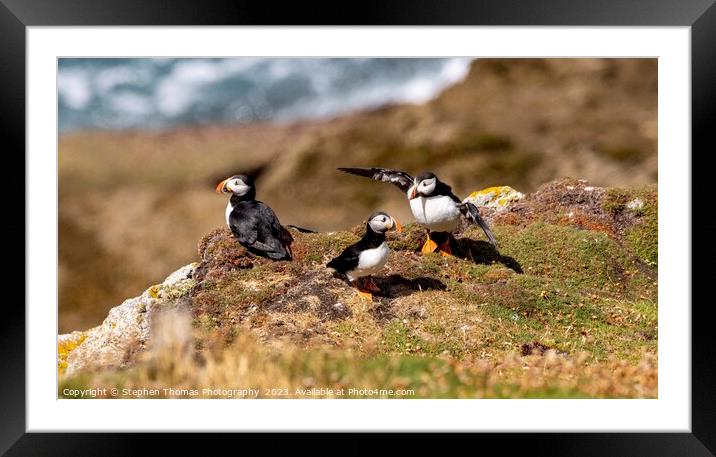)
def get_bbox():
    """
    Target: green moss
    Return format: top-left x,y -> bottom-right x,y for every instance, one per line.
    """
599,185 -> 657,266
301,230 -> 360,263
493,222 -> 631,289
160,279 -> 197,301
428,221 -> 658,362
626,220 -> 657,266
196,315 -> 214,330
602,187 -> 631,215
387,223 -> 425,252
465,264 -> 494,280
381,320 -> 429,355
335,321 -> 357,337
631,299 -> 658,322
417,254 -> 447,276
423,323 -> 444,336
624,187 -> 658,266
